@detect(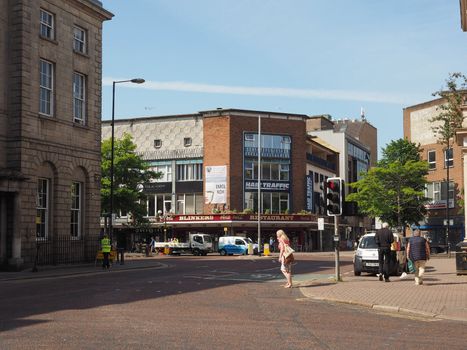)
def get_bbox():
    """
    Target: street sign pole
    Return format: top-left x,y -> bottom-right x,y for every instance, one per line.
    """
318,217 -> 324,252
334,215 -> 341,282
